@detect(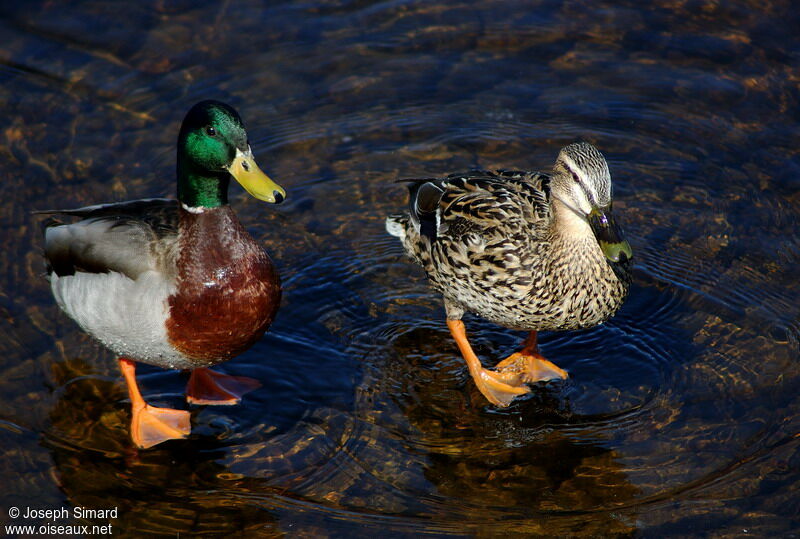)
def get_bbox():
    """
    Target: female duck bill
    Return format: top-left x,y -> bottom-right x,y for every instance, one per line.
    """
588,207 -> 632,263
